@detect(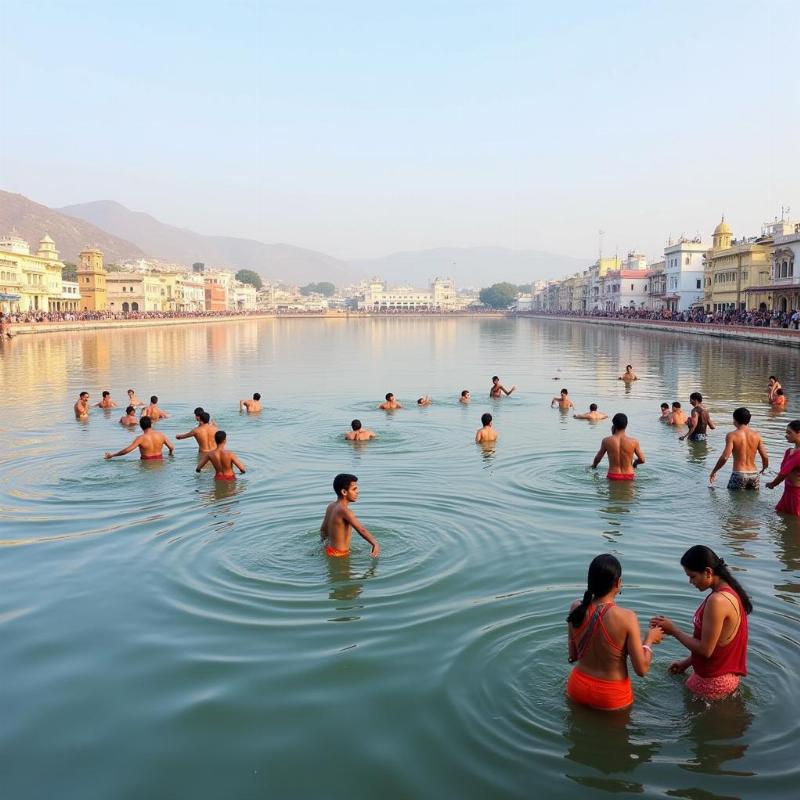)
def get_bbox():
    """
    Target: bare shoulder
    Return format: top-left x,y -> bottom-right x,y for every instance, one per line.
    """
568,598 -> 582,612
